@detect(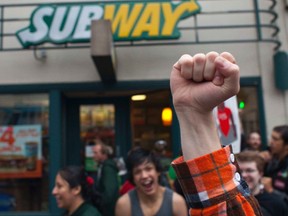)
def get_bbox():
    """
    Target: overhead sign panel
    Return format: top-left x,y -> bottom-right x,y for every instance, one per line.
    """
16,0 -> 201,48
